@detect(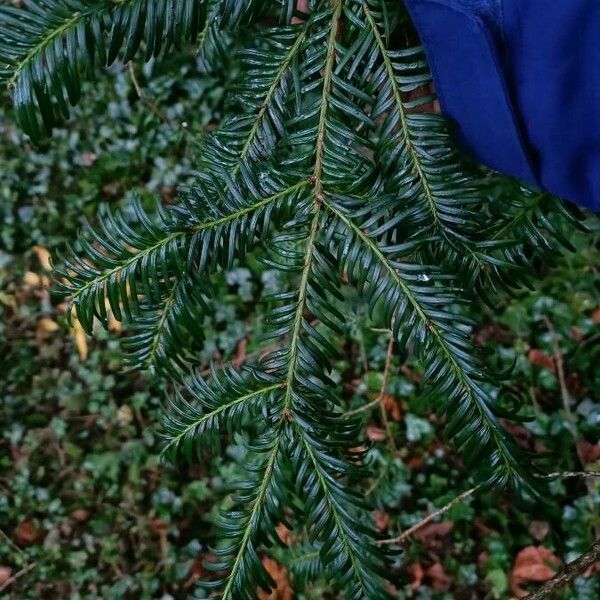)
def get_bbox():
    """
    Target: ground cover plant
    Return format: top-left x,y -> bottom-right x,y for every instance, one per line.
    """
0,1 -> 598,598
